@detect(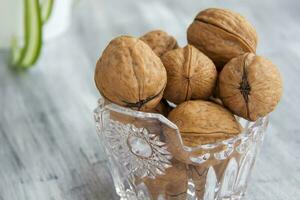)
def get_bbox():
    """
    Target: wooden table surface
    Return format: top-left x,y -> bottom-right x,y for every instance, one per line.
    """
0,0 -> 299,199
